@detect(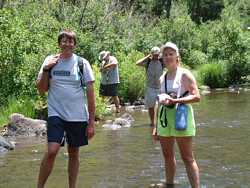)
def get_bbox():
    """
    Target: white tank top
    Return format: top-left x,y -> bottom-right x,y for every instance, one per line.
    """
160,67 -> 187,97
